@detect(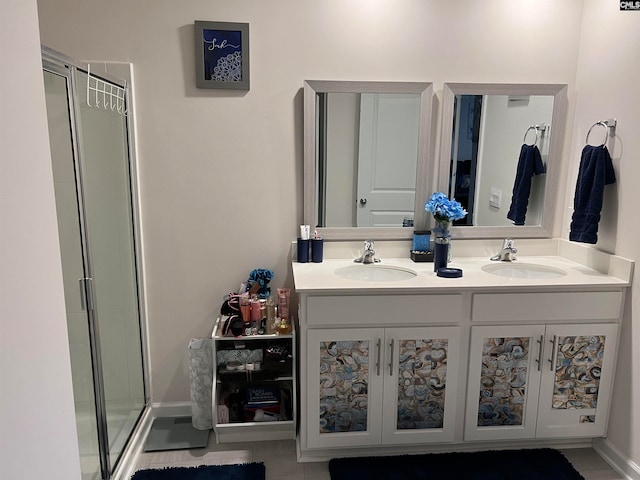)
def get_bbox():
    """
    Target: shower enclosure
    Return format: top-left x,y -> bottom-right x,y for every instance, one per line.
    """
42,48 -> 147,480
